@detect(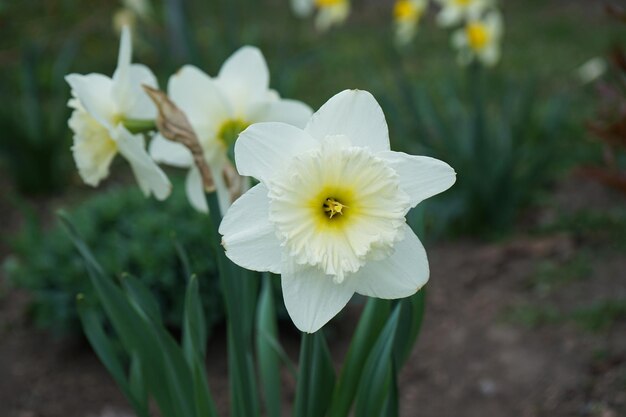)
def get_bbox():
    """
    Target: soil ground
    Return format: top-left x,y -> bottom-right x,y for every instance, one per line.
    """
1,173 -> 625,417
